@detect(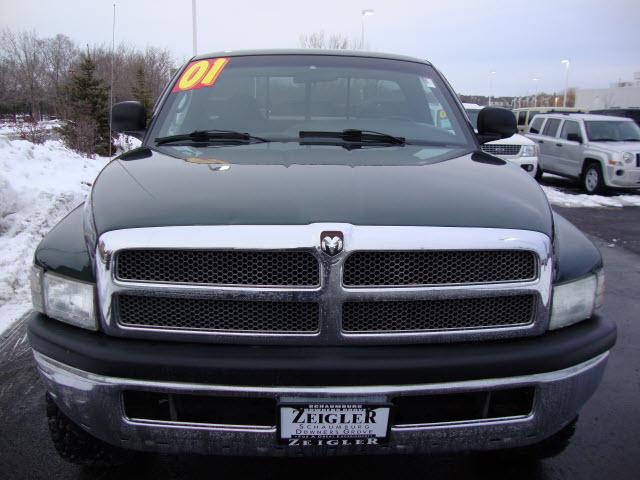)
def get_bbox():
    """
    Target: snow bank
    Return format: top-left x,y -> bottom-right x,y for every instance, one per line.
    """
0,127 -> 141,336
542,185 -> 640,208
